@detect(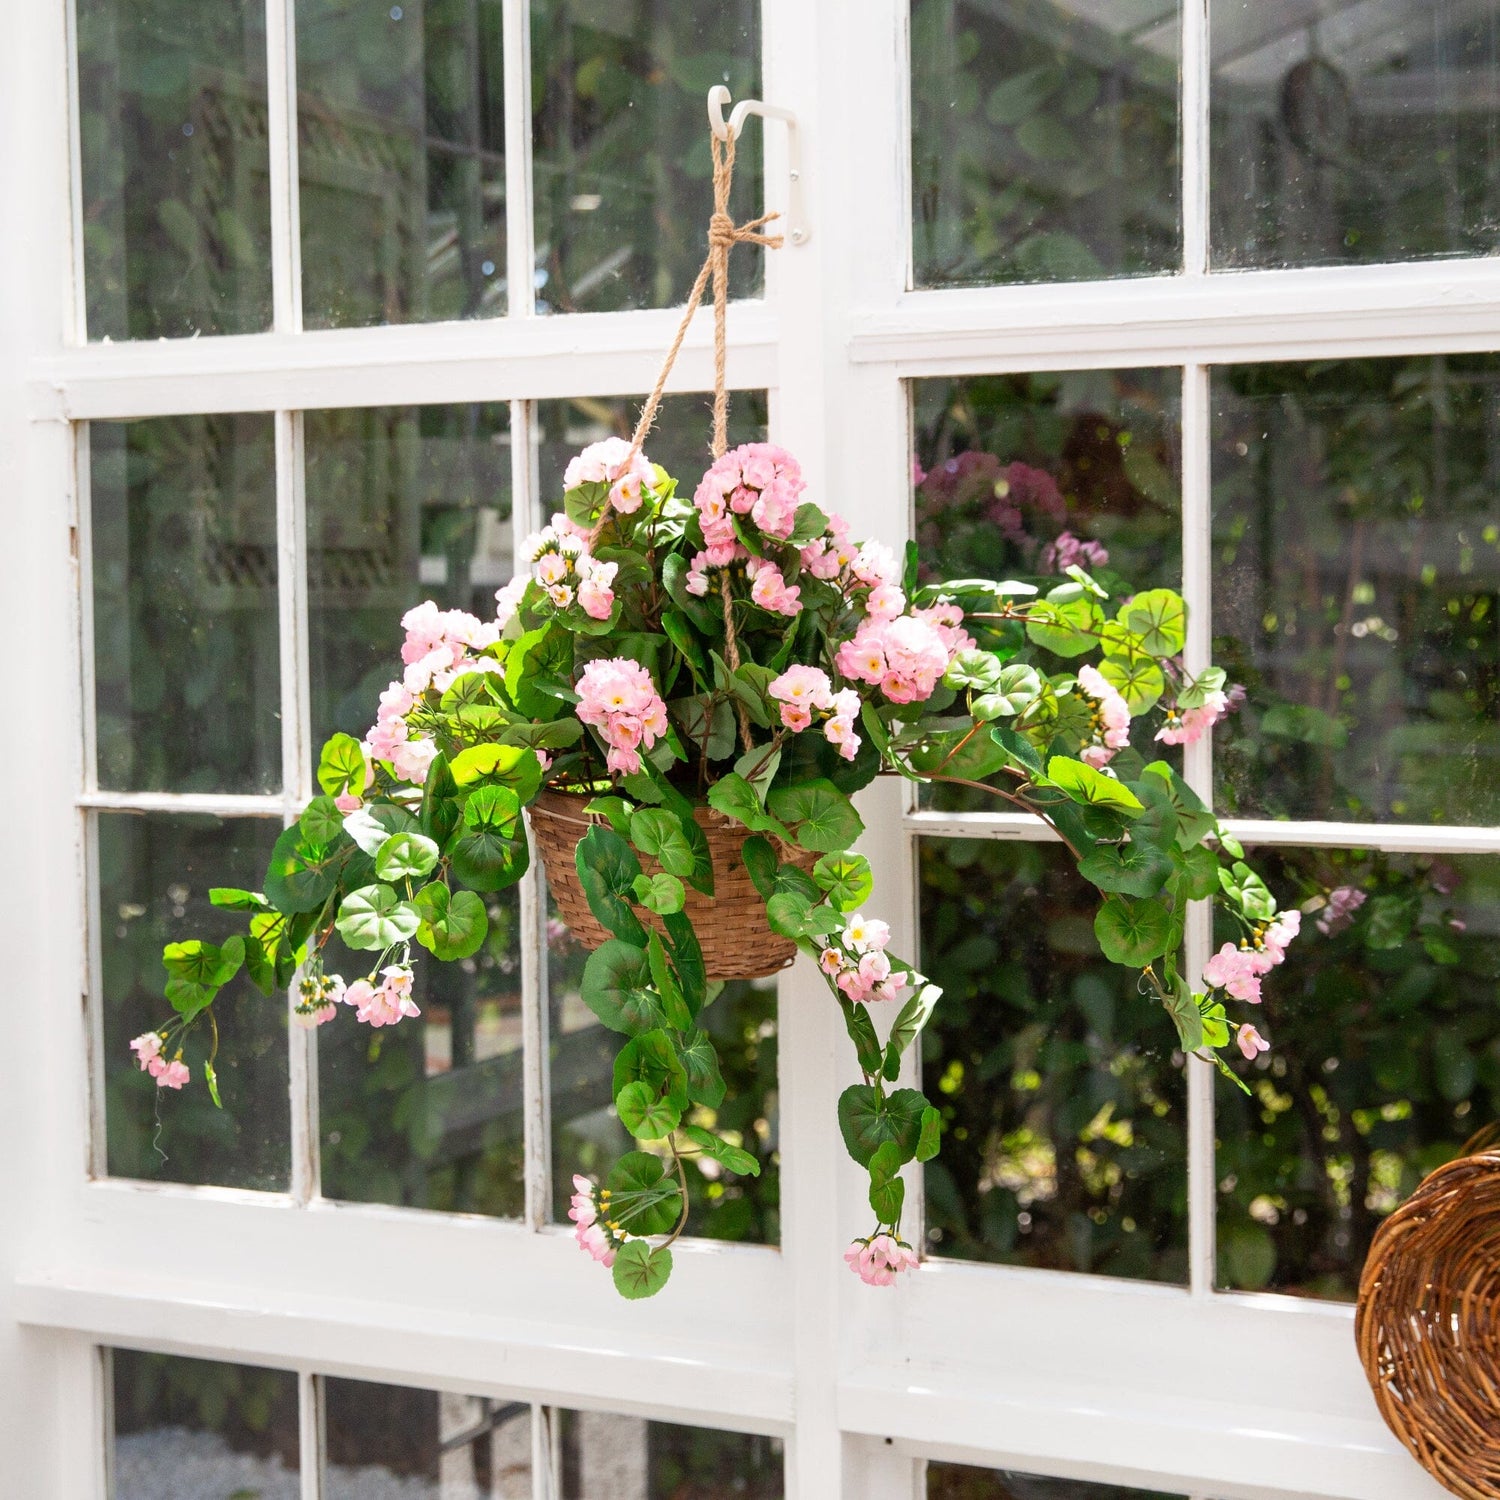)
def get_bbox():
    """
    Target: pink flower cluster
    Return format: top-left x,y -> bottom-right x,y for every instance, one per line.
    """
1042,530 -> 1110,574
692,442 -> 805,550
844,1234 -> 920,1286
1202,909 -> 1301,1005
564,437 -> 655,516
817,913 -> 912,1003
575,658 -> 669,776
747,557 -> 802,616
1316,885 -> 1367,936
1156,688 -> 1230,747
835,609 -> 972,706
798,511 -> 860,583
768,665 -> 861,760
343,965 -> 419,1028
1075,664 -> 1132,769
569,1175 -> 622,1267
129,1032 -> 189,1090
521,523 -> 619,620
